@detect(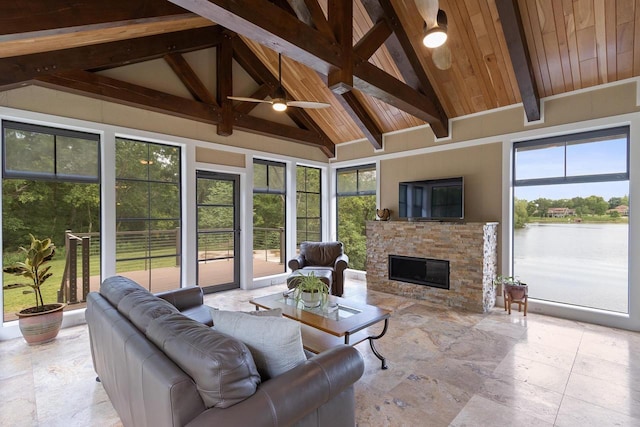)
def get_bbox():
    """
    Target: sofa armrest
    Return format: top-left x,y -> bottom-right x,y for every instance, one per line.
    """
334,253 -> 349,272
186,345 -> 364,427
288,254 -> 306,271
155,286 -> 203,311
